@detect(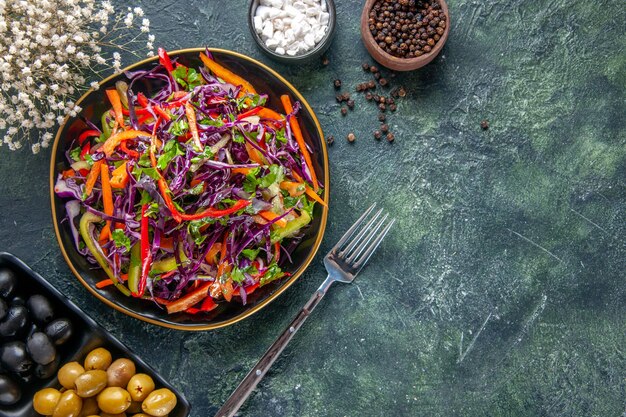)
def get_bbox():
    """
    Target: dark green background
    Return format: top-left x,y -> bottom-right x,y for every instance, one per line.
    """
1,0 -> 624,415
